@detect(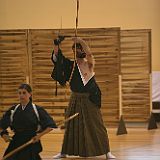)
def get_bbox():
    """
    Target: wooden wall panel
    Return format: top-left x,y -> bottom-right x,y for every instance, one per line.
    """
29,29 -> 68,122
0,28 -> 151,126
0,30 -> 28,117
62,28 -> 120,125
29,28 -> 120,124
121,29 -> 151,122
